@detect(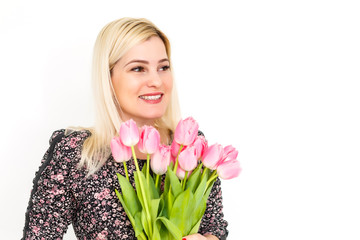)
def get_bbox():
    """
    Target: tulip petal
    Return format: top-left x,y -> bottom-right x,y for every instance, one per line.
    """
120,119 -> 139,146
178,146 -> 198,172
174,117 -> 199,146
202,143 -> 224,170
217,160 -> 242,180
